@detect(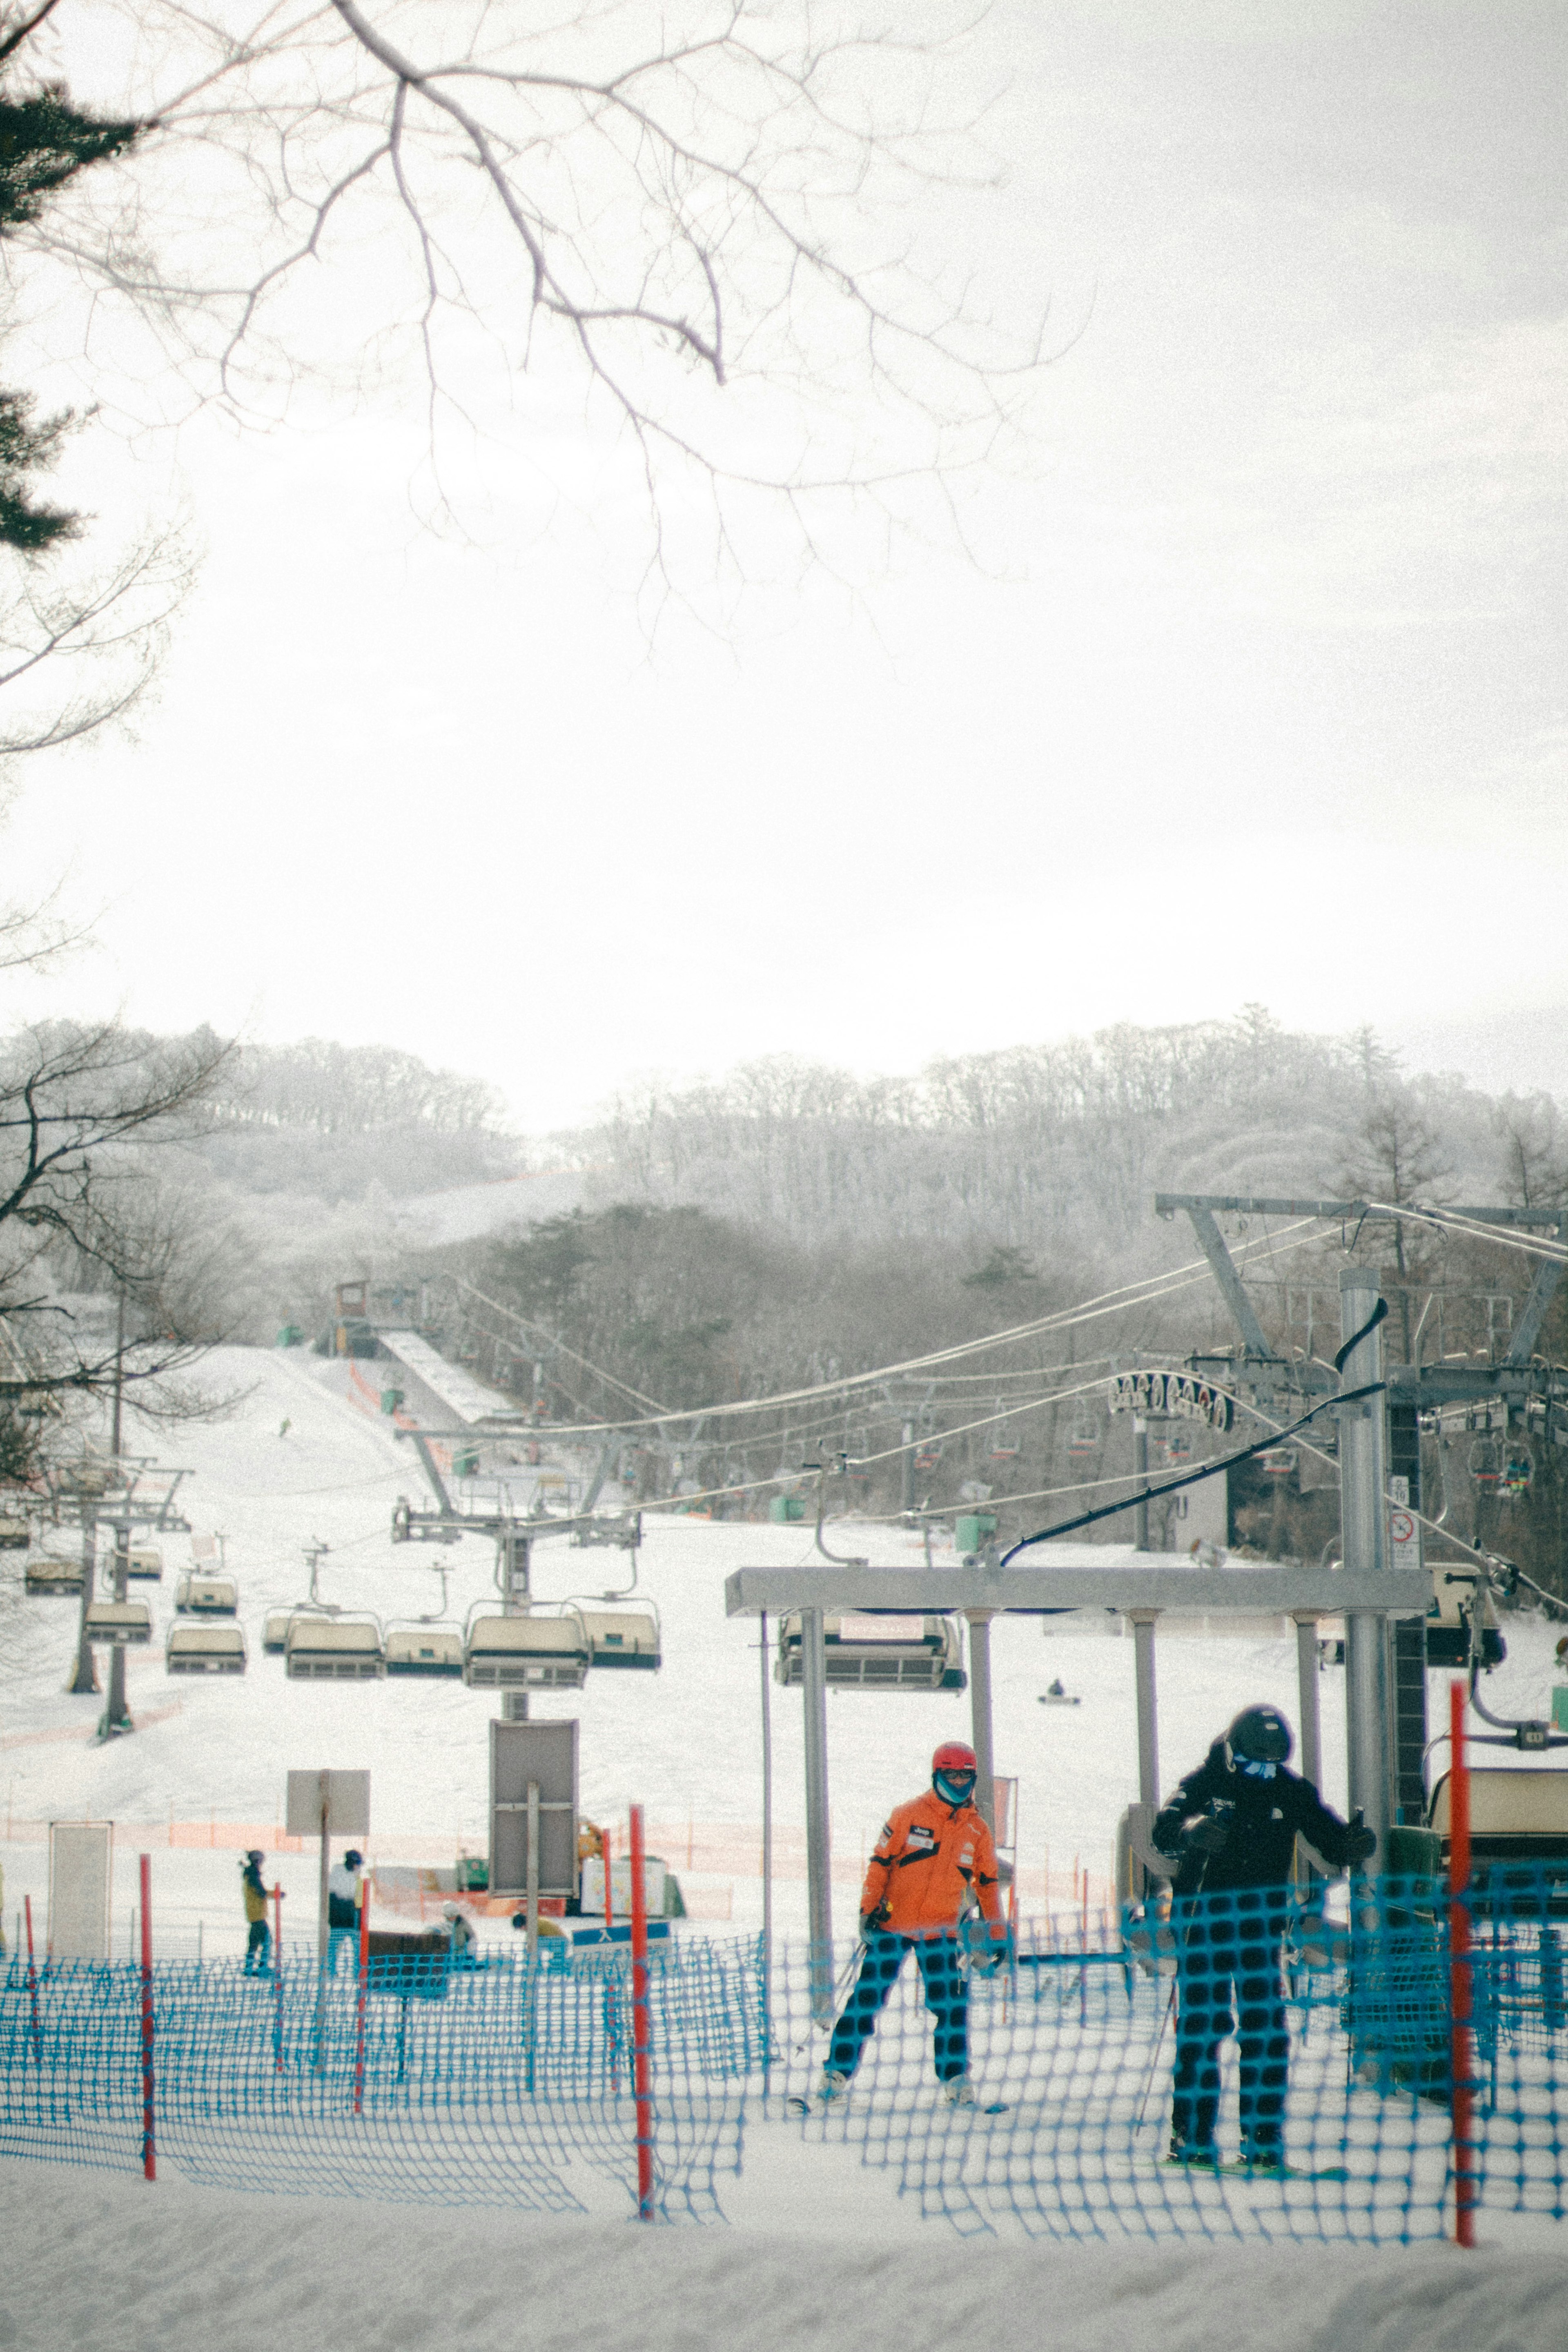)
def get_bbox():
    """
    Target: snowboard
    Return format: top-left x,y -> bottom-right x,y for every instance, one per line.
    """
1160,2154 -> 1348,2184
